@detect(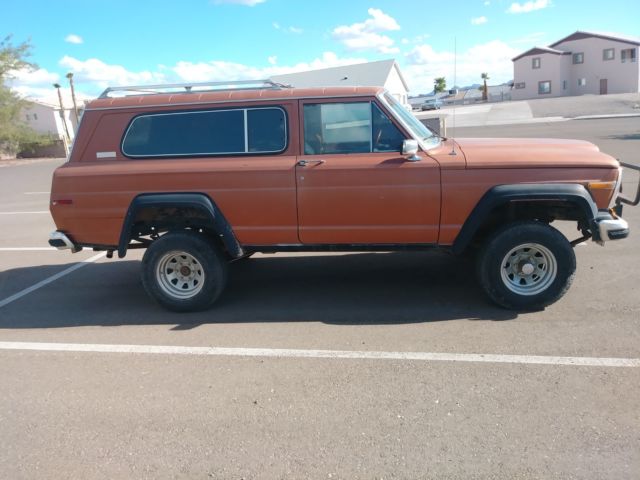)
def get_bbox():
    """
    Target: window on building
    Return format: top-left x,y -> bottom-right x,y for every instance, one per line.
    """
621,48 -> 637,63
538,81 -> 551,95
532,57 -> 541,69
122,107 -> 287,158
563,80 -> 568,90
25,114 -> 31,121
303,102 -> 405,155
515,82 -> 526,89
33,113 -> 38,120
573,52 -> 584,64
578,78 -> 587,87
603,48 -> 615,61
